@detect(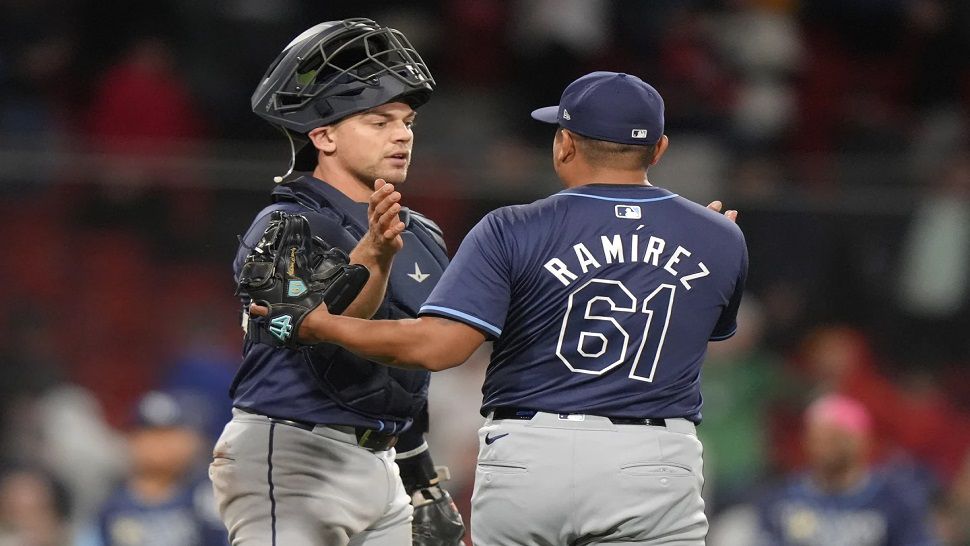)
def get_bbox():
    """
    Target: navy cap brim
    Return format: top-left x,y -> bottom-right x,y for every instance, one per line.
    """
530,106 -> 559,124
